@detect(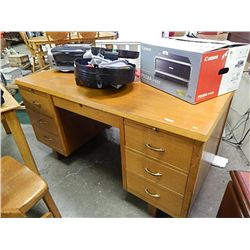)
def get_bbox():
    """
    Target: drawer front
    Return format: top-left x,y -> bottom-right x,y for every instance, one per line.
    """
26,108 -> 59,135
125,149 -> 187,195
125,122 -> 193,172
126,172 -> 183,217
33,125 -> 65,154
53,96 -> 121,128
19,87 -> 54,117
